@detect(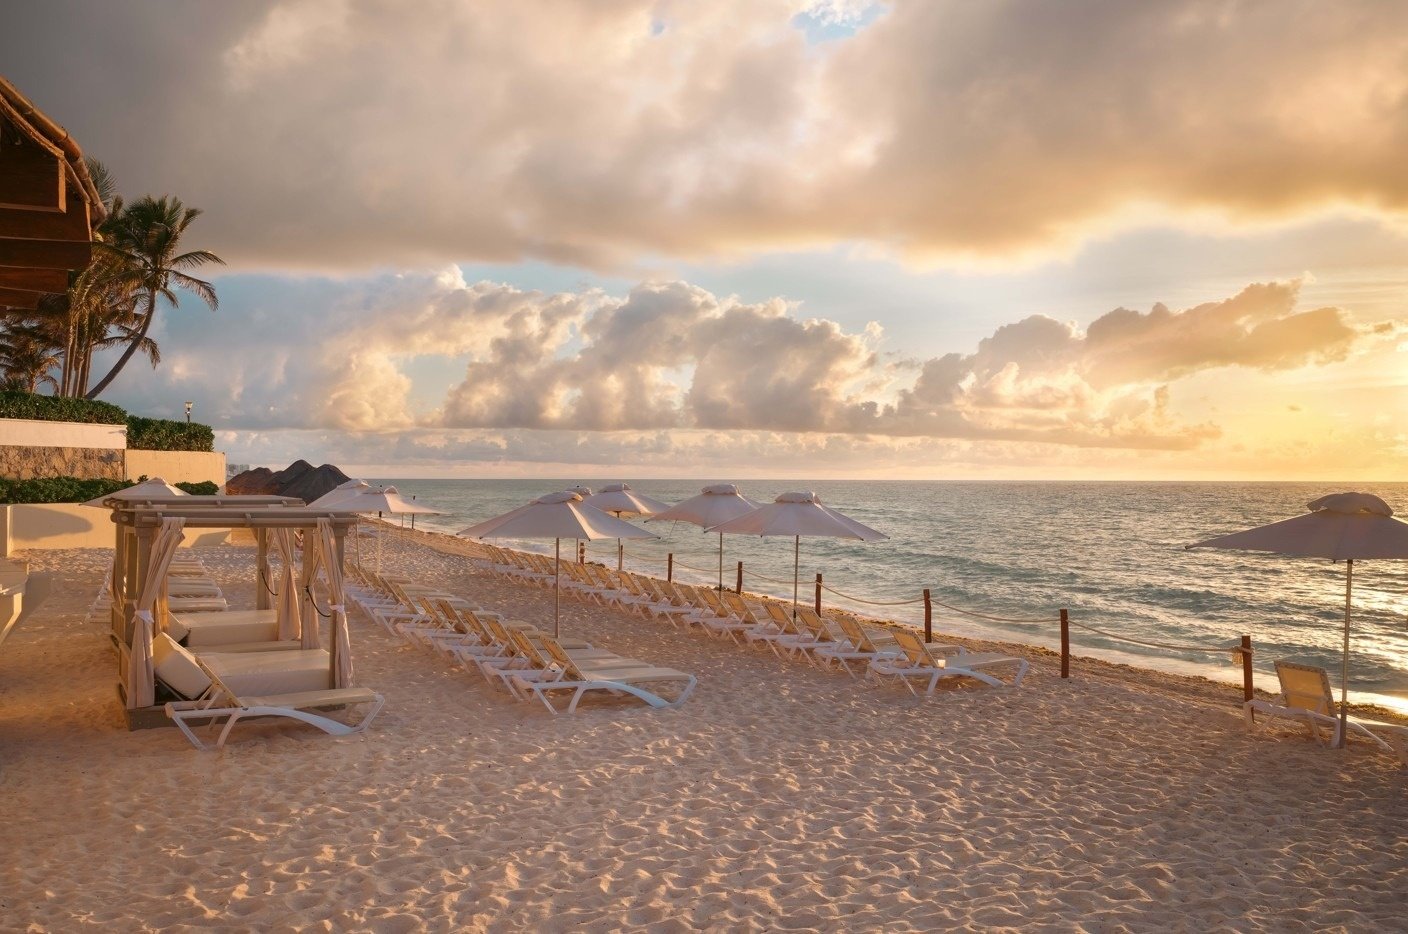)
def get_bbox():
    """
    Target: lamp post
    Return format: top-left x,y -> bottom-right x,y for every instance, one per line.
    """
184,401 -> 193,423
